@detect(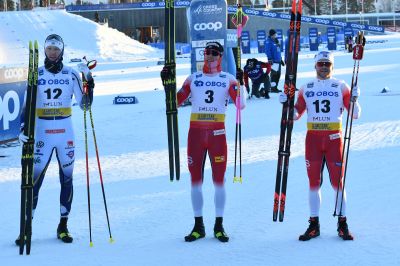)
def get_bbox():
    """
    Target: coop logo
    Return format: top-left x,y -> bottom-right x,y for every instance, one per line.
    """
0,90 -> 20,130
302,17 -> 312,22
141,2 -> 156,8
227,33 -> 236,42
279,13 -> 290,19
245,9 -> 259,15
315,18 -> 330,25
114,96 -> 137,104
194,22 -> 223,32
263,11 -> 277,18
333,20 -> 347,27
4,68 -> 25,80
351,23 -> 365,29
368,25 -> 382,31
